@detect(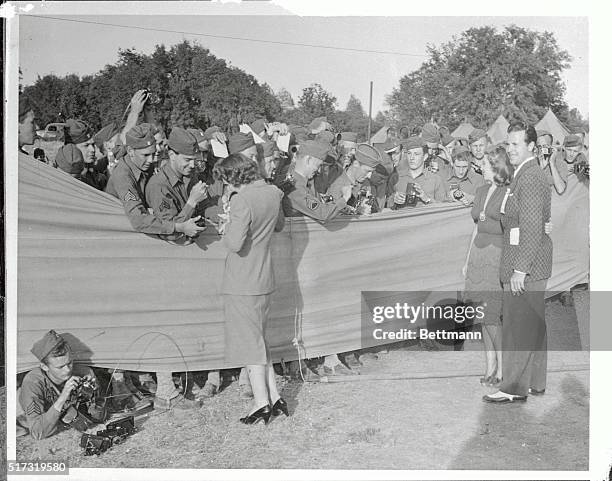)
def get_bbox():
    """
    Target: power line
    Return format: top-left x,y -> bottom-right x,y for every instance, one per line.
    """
24,14 -> 429,58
